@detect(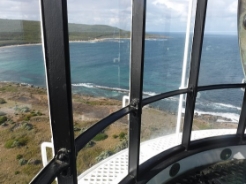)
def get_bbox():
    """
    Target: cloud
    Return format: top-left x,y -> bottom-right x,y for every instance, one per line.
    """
0,0 -> 40,20
205,0 -> 238,33
0,0 -> 238,33
146,0 -> 190,32
67,0 -> 131,30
